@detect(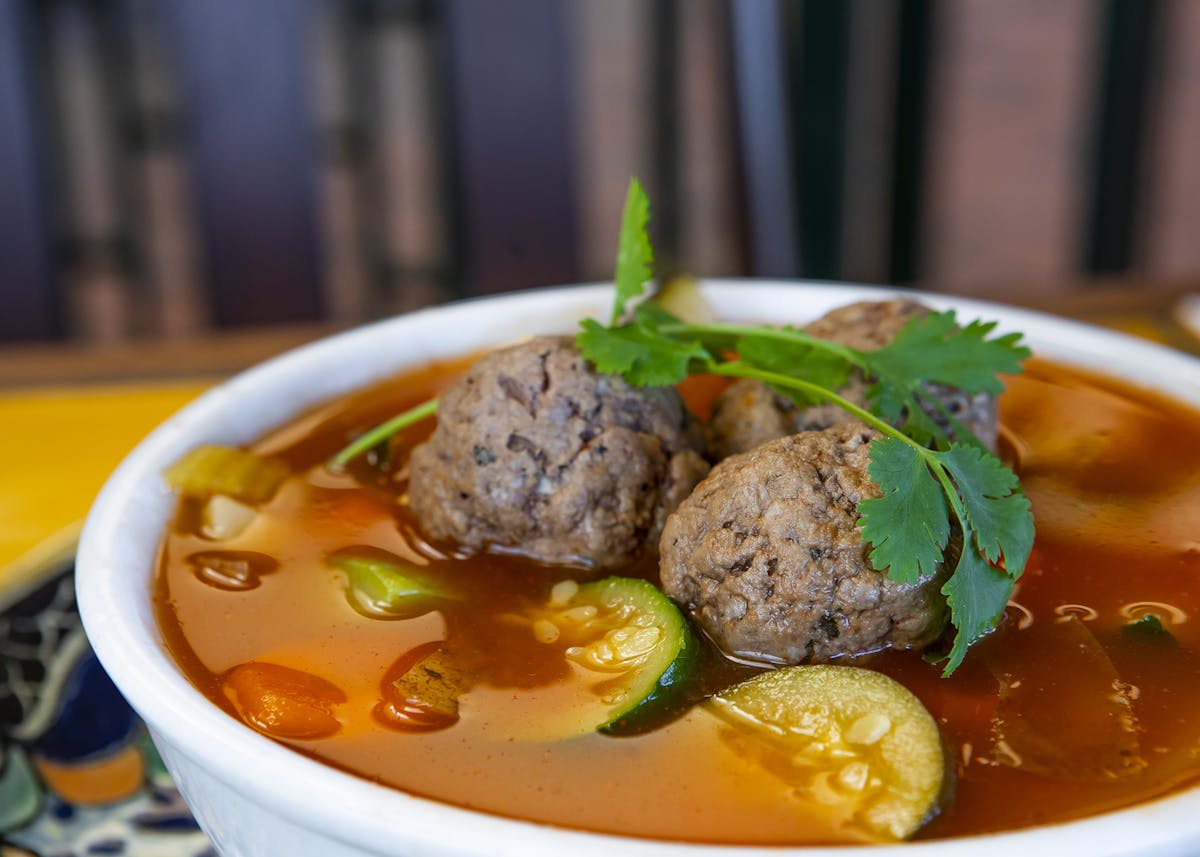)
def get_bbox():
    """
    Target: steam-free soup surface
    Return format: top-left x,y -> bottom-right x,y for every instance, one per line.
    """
156,356 -> 1200,844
